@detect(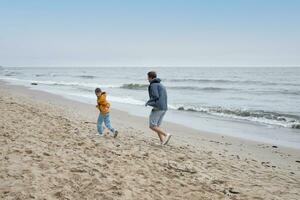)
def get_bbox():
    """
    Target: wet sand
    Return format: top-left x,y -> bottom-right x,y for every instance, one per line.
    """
1,82 -> 300,200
